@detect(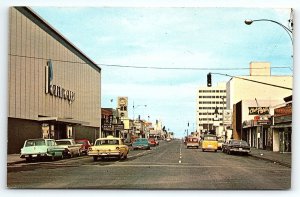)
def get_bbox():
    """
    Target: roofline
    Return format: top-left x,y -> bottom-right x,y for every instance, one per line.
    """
15,6 -> 101,73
